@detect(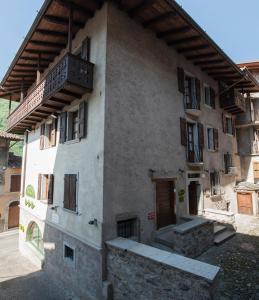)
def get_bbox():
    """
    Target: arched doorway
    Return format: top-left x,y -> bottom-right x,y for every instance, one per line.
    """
26,222 -> 44,255
8,201 -> 20,229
